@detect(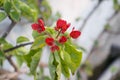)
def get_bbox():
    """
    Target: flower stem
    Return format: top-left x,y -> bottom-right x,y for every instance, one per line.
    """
56,29 -> 62,39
